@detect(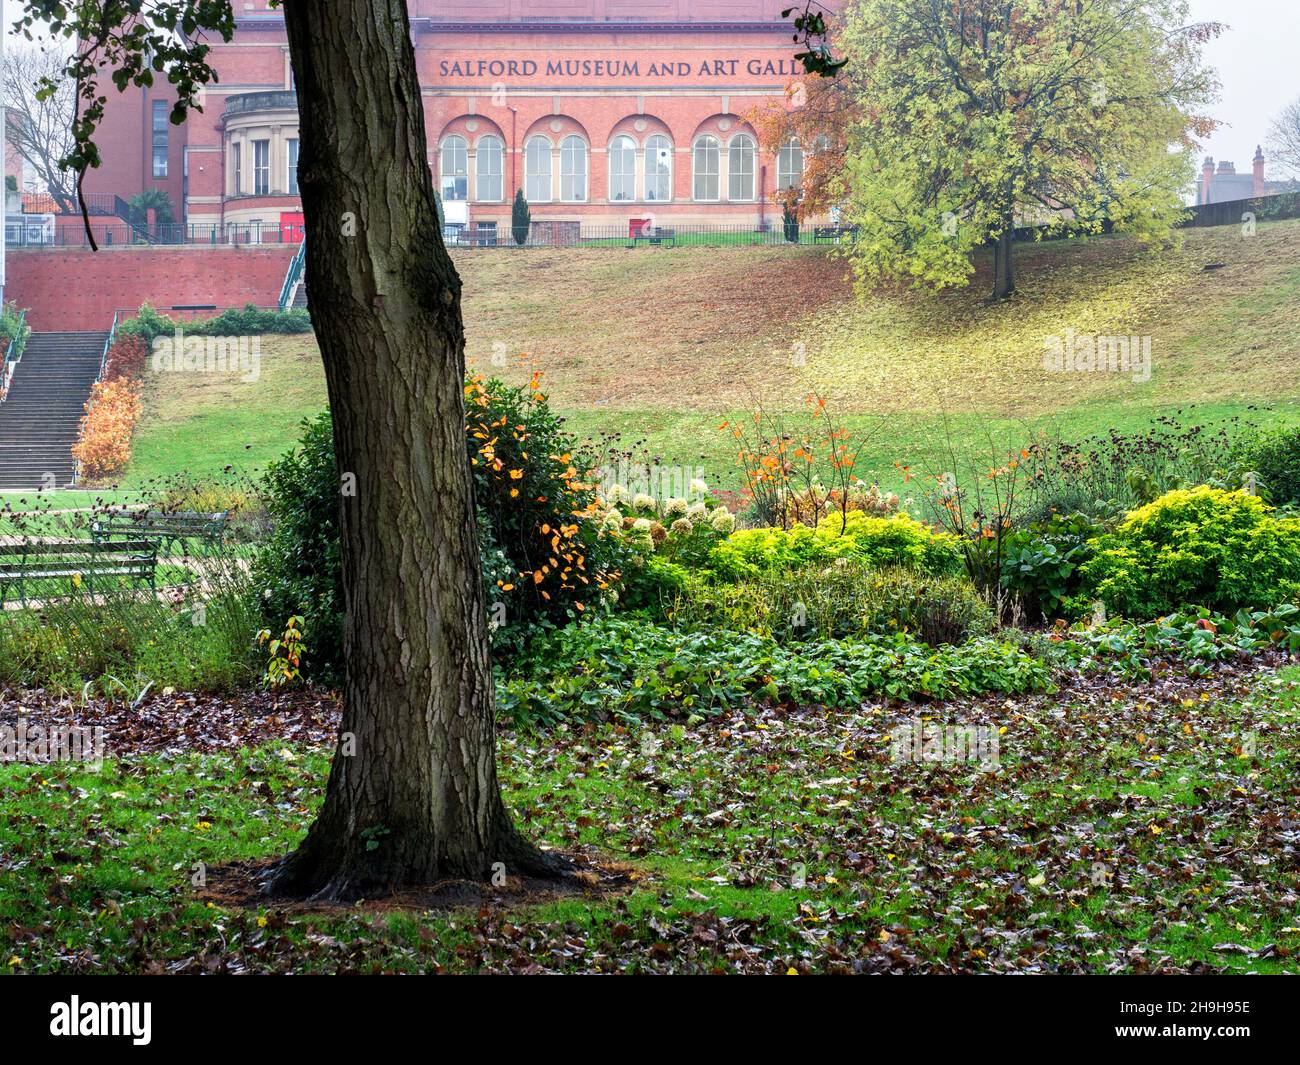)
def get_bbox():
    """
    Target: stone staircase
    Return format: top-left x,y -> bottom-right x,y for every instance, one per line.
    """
0,330 -> 110,490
